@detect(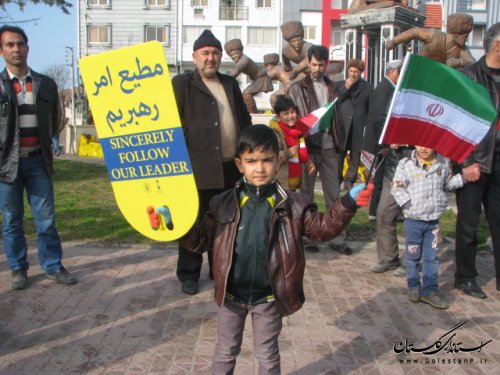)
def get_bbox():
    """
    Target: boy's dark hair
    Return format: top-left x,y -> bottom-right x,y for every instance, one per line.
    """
273,96 -> 298,115
0,25 -> 28,45
307,45 -> 329,63
237,125 -> 279,157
